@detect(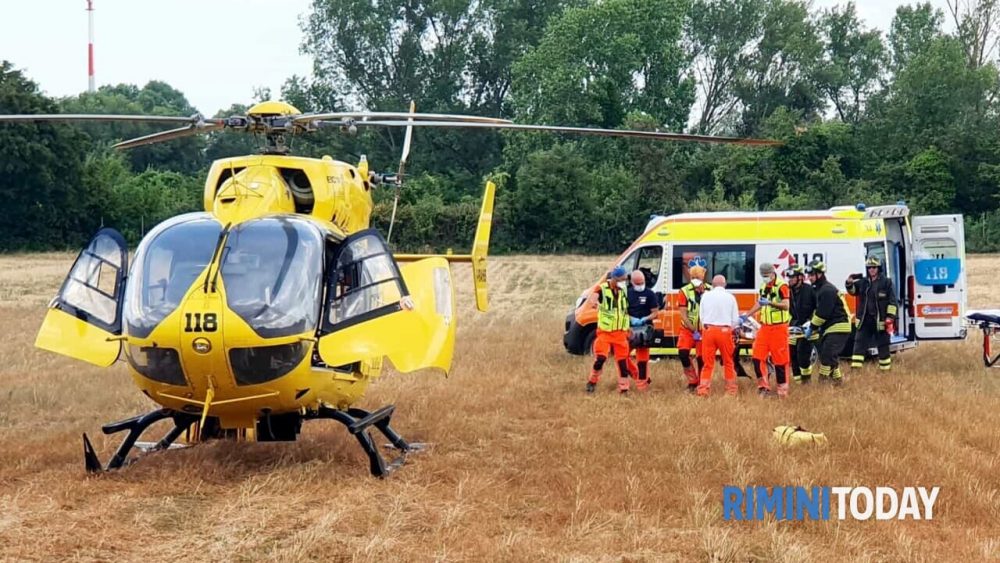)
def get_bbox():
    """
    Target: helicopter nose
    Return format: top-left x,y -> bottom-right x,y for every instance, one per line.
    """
177,293 -> 229,396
